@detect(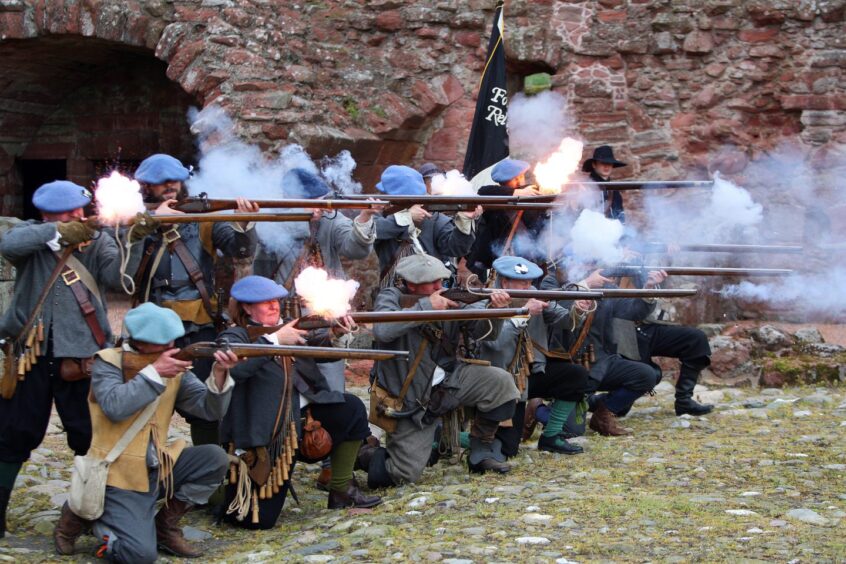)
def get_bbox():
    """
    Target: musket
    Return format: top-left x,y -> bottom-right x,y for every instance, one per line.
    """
246,308 -> 532,338
395,289 -> 601,308
174,194 -> 389,213
292,307 -> 531,331
88,212 -> 313,228
122,340 -> 409,377
564,180 -> 714,191
340,193 -> 560,215
641,243 -> 803,254
597,288 -> 698,298
600,266 -> 793,277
